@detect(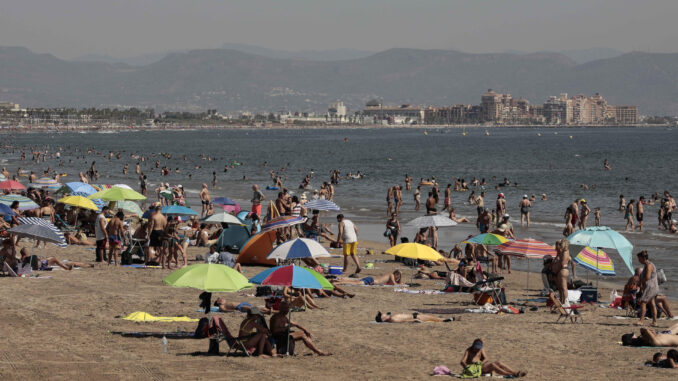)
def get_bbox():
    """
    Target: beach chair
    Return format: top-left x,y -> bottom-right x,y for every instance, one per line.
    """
473,276 -> 505,309
207,316 -> 251,356
54,213 -> 78,232
548,293 -> 584,324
